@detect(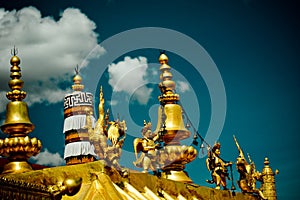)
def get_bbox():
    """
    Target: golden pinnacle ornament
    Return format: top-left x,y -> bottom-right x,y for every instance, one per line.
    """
133,52 -> 197,182
0,48 -> 42,174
